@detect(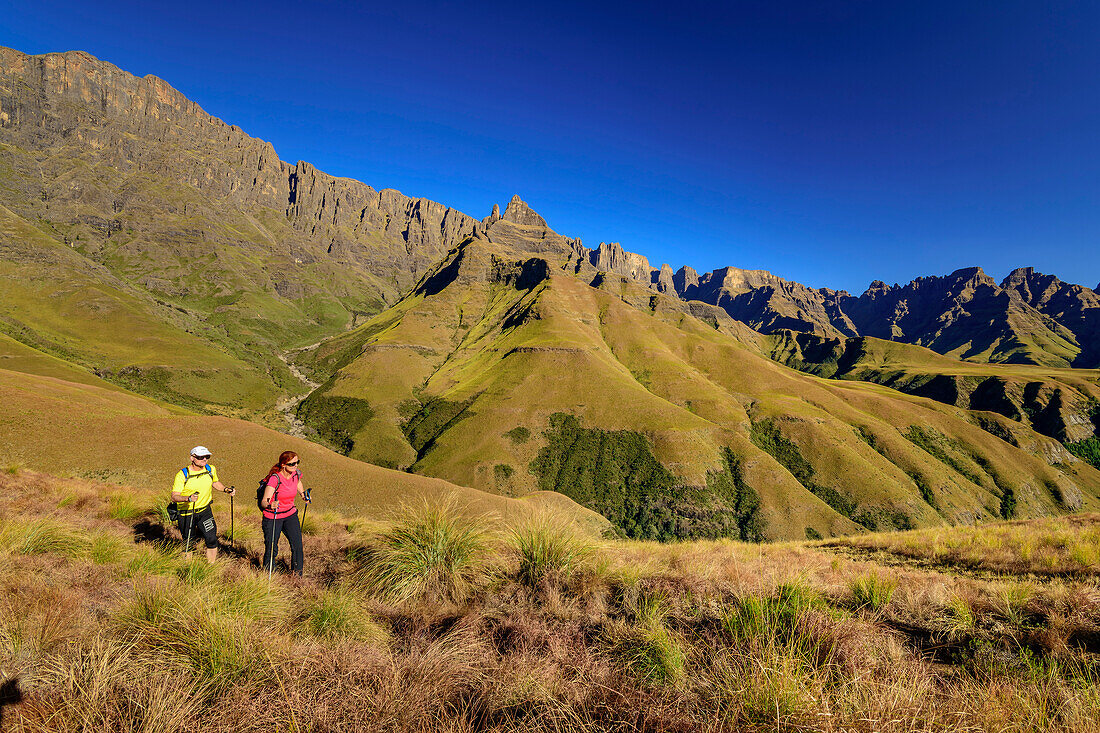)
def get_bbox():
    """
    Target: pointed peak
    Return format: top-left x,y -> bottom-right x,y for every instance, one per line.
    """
501,195 -> 547,228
